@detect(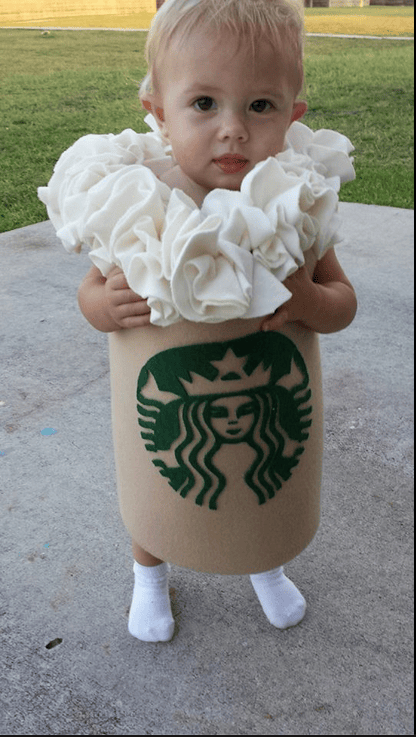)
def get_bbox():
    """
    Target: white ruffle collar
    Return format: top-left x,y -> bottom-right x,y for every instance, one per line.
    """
38,115 -> 355,325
